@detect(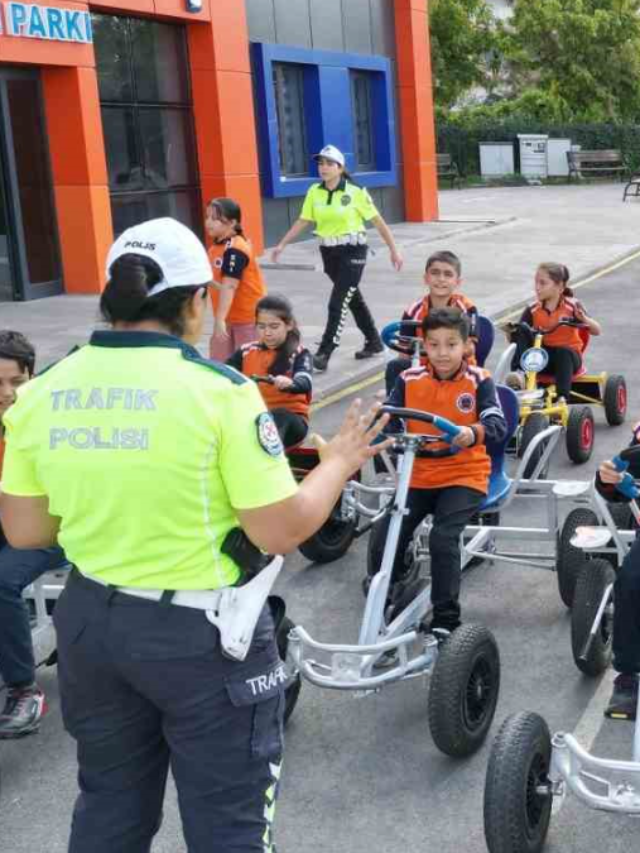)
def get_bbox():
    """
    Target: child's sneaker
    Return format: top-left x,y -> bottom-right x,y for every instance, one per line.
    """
605,673 -> 639,721
0,684 -> 48,738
